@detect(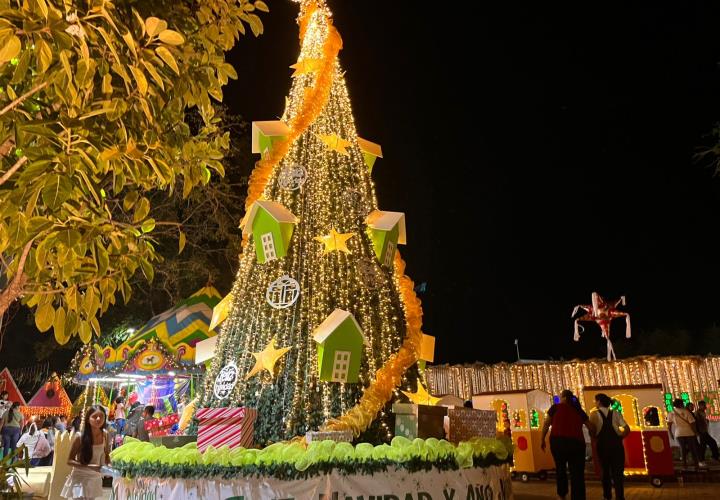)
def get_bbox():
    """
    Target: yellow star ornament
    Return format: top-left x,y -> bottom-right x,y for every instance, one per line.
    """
290,58 -> 322,76
245,337 -> 292,380
402,382 -> 441,406
315,229 -> 355,255
317,133 -> 352,156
